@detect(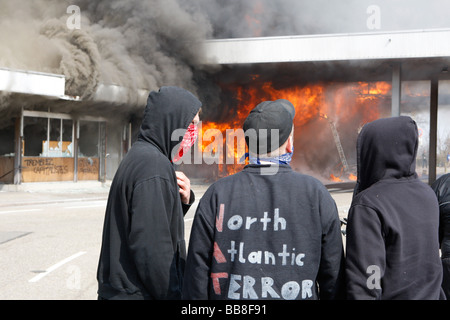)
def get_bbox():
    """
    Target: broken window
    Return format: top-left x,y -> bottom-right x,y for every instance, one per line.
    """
23,117 -> 48,157
78,121 -> 99,157
23,116 -> 74,158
